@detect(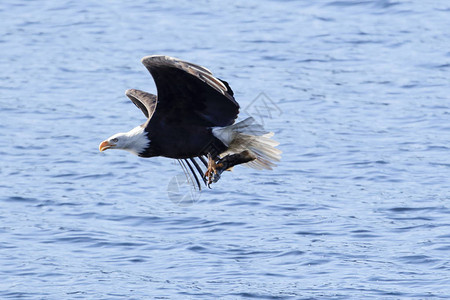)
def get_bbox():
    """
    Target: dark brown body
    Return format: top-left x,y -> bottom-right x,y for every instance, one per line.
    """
140,124 -> 227,159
